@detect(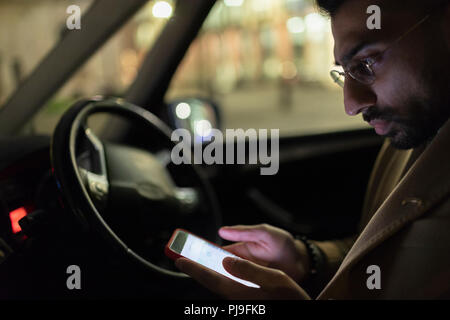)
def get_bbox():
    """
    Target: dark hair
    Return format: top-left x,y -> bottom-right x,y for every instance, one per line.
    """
315,0 -> 347,16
